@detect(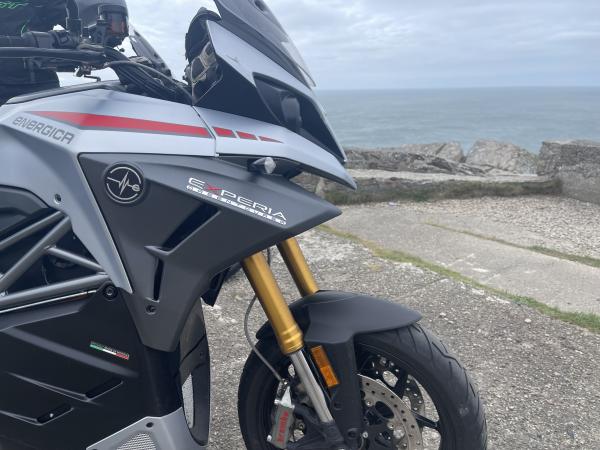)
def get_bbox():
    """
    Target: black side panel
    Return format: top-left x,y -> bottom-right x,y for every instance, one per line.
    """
179,301 -> 211,446
79,154 -> 340,351
0,187 -> 50,239
0,290 -> 182,450
256,291 -> 422,443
